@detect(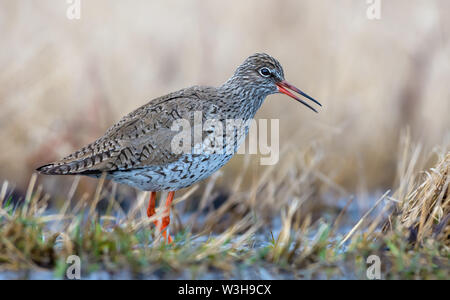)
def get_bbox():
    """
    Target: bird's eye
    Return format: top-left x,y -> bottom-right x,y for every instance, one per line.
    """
259,67 -> 271,77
